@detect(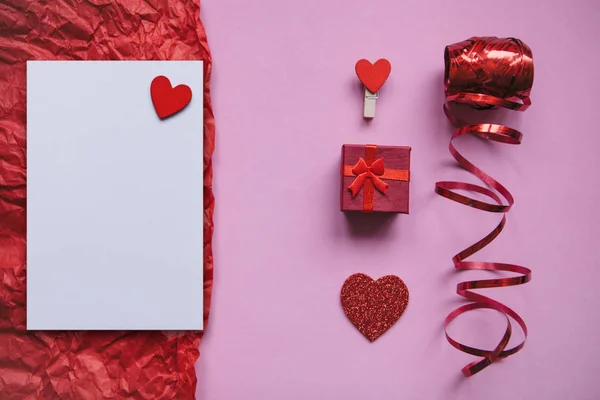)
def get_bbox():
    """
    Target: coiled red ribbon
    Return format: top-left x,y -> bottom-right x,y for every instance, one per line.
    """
436,37 -> 533,376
